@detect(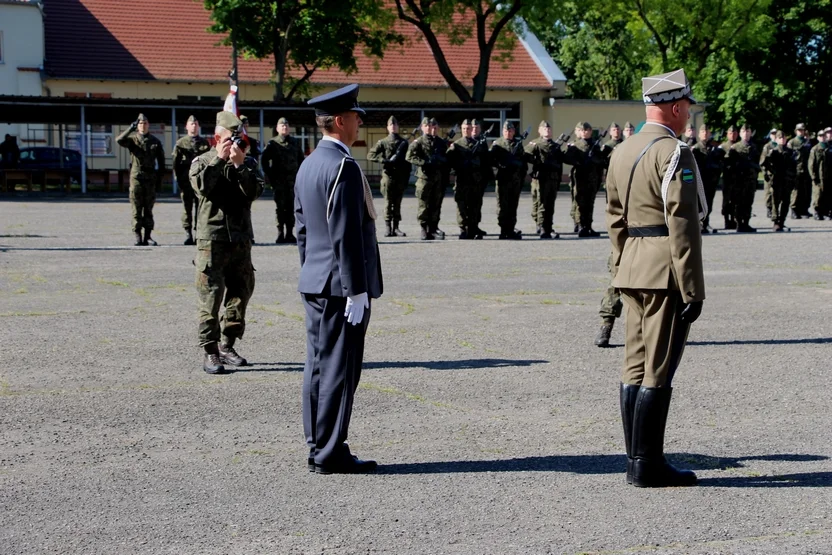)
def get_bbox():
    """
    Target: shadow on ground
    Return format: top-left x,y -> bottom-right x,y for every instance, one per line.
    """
688,337 -> 832,346
364,358 -> 548,370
